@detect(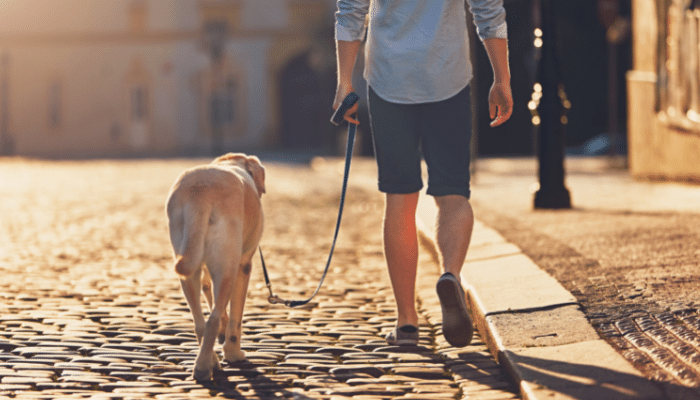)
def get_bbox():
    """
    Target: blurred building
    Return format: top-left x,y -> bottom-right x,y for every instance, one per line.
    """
628,0 -> 700,180
0,0 -> 336,158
